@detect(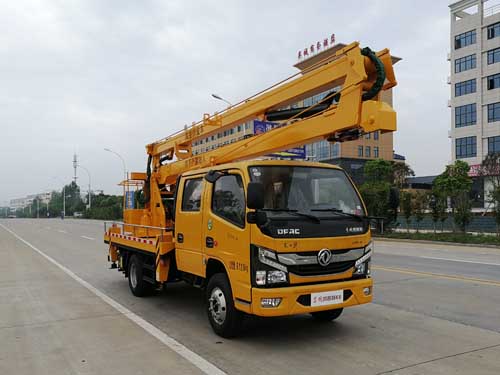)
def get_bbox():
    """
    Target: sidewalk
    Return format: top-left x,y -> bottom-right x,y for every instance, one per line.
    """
0,226 -> 204,375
